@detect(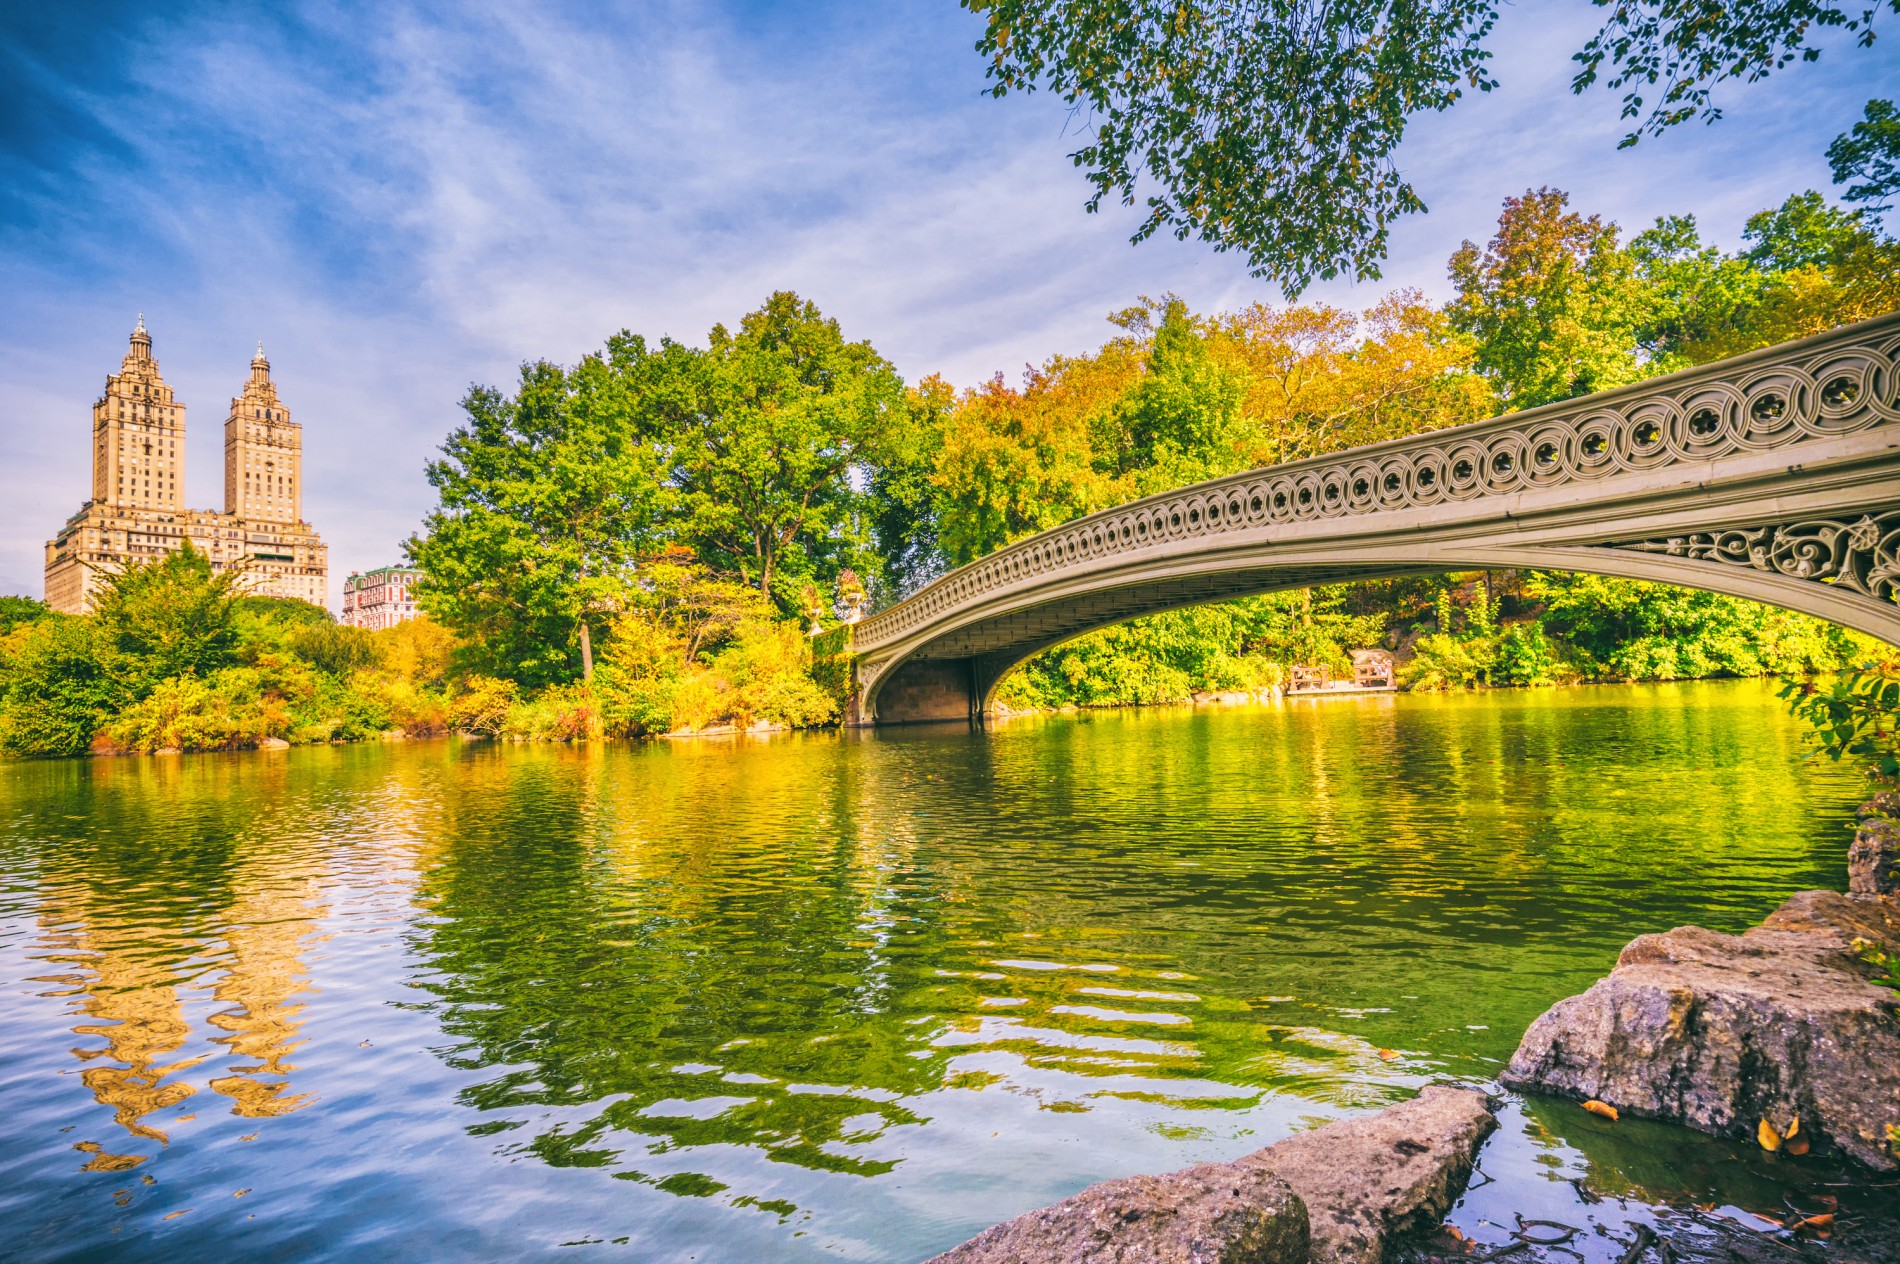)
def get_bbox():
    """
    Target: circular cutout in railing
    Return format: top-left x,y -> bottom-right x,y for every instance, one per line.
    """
1822,375 -> 1861,408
